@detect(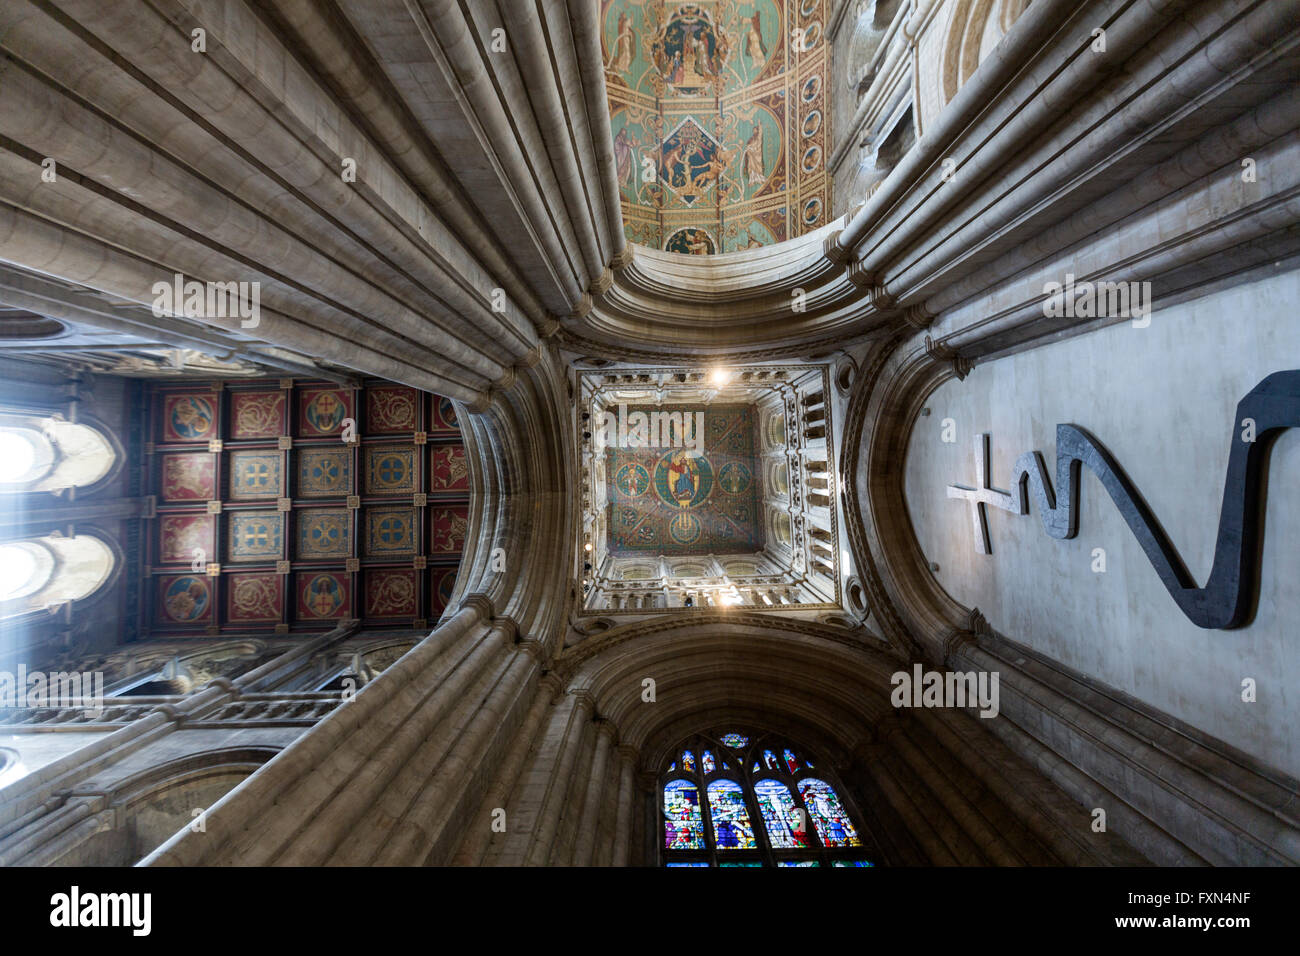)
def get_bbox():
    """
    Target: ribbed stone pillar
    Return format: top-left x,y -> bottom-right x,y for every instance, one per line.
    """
524,690 -> 595,866
888,723 -> 1023,865
451,670 -> 561,865
610,745 -> 639,866
142,599 -> 491,865
571,721 -> 617,866
347,626 -> 545,865
862,727 -> 961,865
